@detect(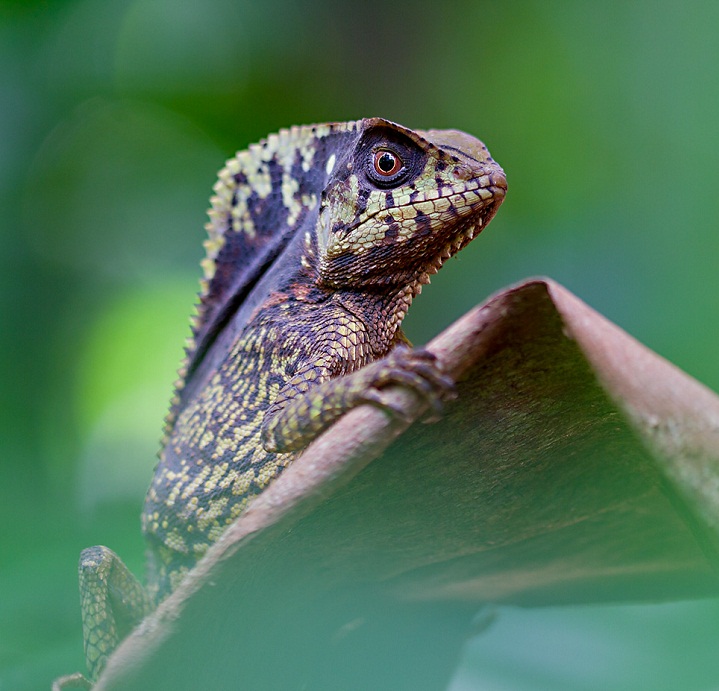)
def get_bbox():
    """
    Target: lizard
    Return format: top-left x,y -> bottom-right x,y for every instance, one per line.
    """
68,117 -> 507,684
